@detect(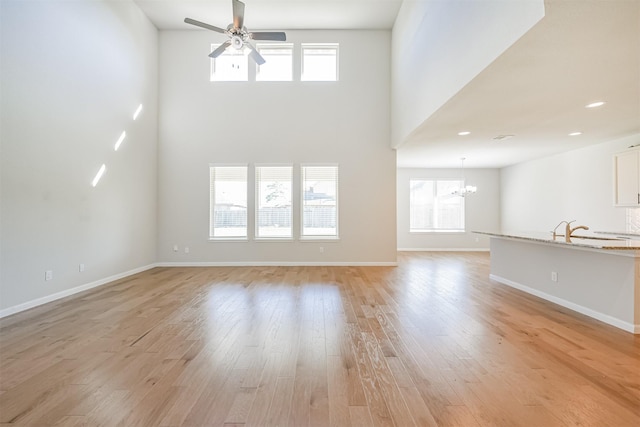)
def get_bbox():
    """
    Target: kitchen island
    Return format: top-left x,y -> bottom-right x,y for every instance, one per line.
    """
475,230 -> 640,334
